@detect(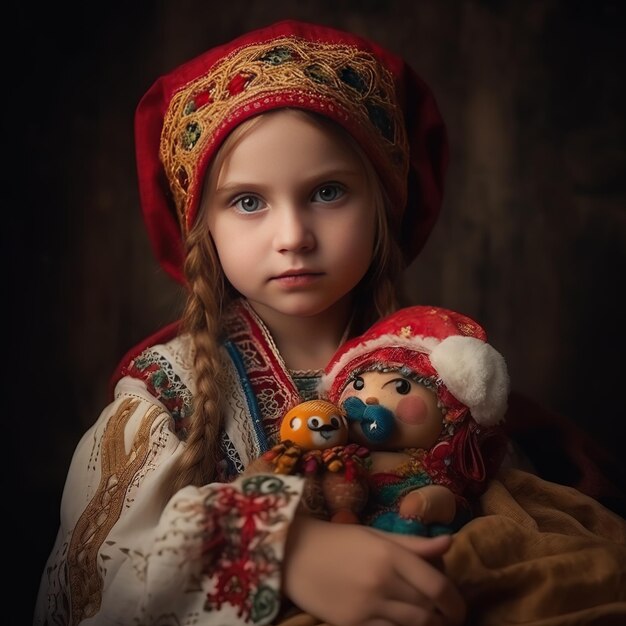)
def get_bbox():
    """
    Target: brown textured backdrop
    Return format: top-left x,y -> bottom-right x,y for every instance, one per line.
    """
7,1 -> 624,617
